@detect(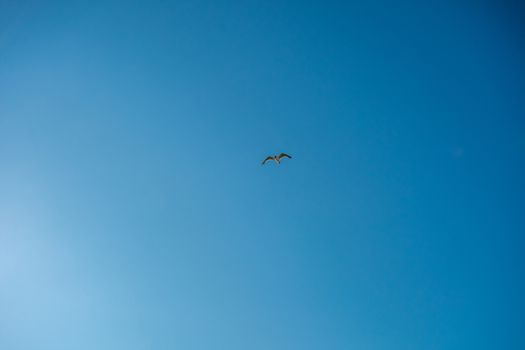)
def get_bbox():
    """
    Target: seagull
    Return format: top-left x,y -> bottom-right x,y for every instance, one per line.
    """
262,153 -> 292,165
